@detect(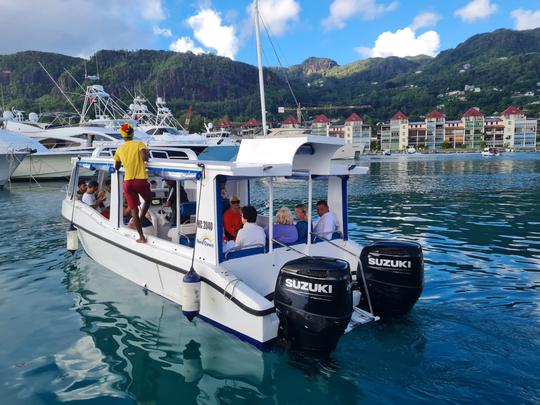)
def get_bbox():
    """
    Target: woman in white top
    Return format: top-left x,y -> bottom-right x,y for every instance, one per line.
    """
235,206 -> 266,249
